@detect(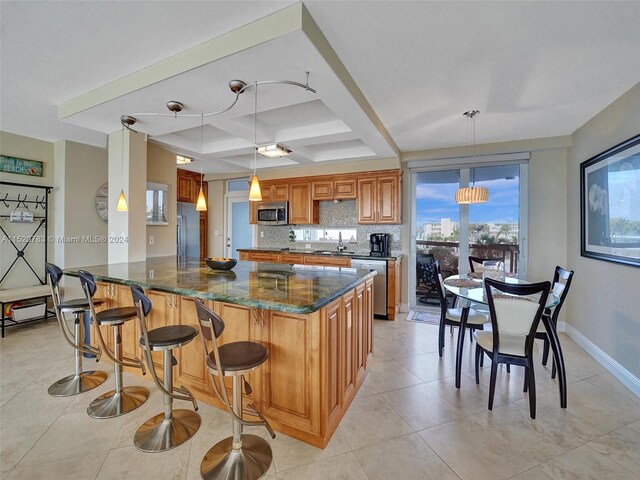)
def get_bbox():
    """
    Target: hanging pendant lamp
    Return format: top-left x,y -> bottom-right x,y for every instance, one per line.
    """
456,110 -> 489,205
249,82 -> 262,202
116,125 -> 128,211
195,116 -> 208,211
